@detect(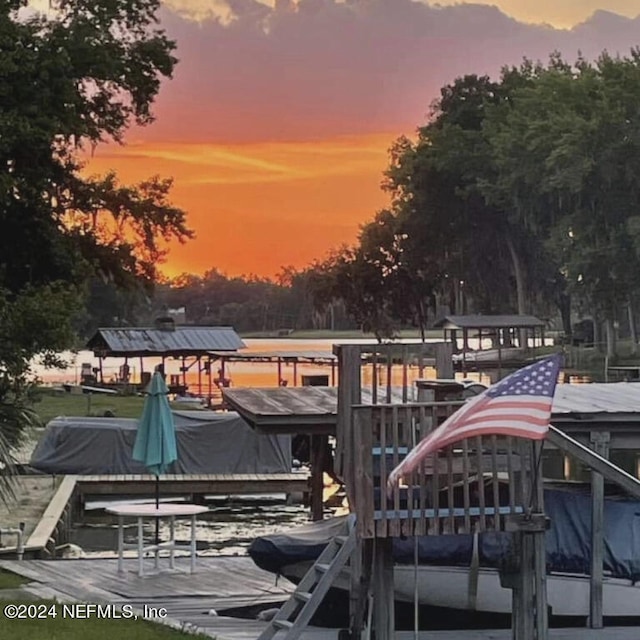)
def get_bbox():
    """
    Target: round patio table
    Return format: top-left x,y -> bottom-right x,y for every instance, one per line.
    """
106,503 -> 209,577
